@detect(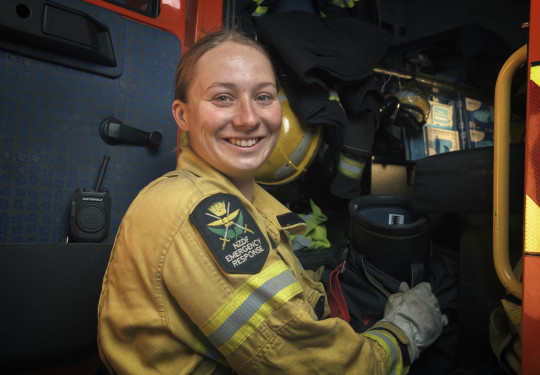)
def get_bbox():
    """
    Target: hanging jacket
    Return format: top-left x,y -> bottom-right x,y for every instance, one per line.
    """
252,11 -> 390,197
